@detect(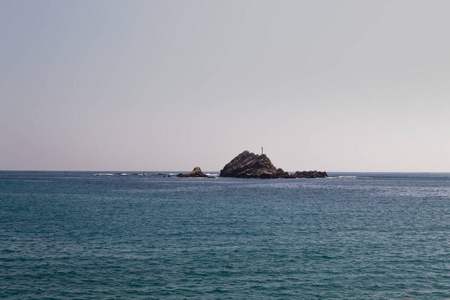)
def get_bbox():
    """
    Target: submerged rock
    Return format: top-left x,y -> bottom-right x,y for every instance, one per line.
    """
177,166 -> 208,178
219,150 -> 328,179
